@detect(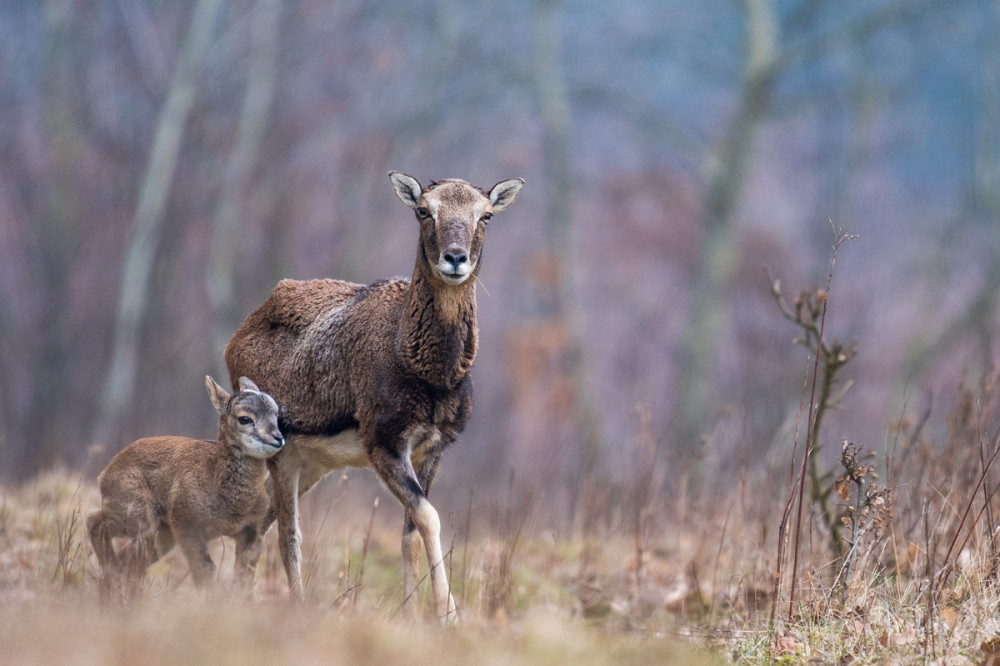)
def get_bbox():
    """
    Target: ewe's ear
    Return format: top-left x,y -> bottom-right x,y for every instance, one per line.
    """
388,171 -> 423,210
205,376 -> 230,415
237,376 -> 260,393
489,178 -> 524,212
